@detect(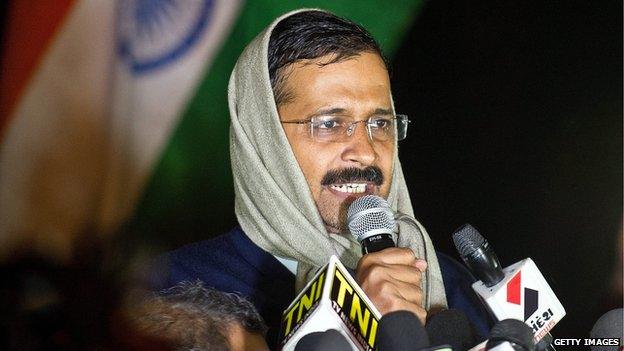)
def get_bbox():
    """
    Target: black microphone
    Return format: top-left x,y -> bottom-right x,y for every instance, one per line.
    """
452,224 -> 504,287
452,224 -> 565,351
589,308 -> 623,351
377,310 -> 430,350
486,319 -> 536,351
426,309 -> 477,351
347,195 -> 396,254
293,329 -> 352,351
